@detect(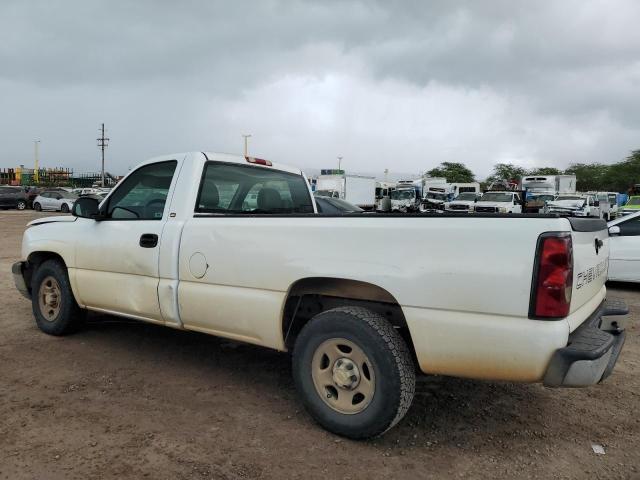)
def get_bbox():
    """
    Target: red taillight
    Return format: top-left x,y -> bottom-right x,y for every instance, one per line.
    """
246,156 -> 272,166
532,233 -> 573,318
